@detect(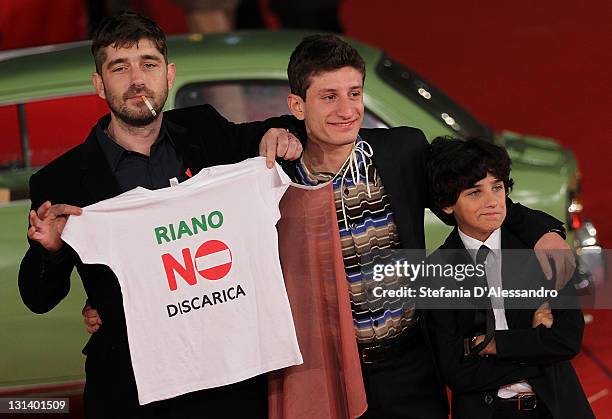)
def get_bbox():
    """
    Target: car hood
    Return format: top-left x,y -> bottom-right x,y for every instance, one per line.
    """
497,130 -> 577,215
498,130 -> 576,171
